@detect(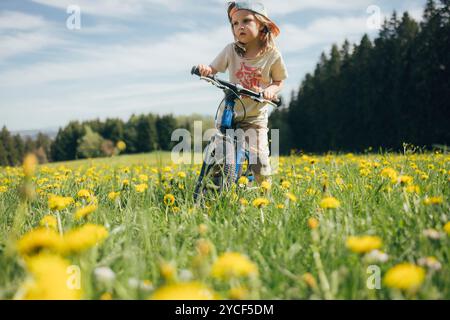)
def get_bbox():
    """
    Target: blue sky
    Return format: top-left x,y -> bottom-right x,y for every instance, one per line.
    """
0,0 -> 427,131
